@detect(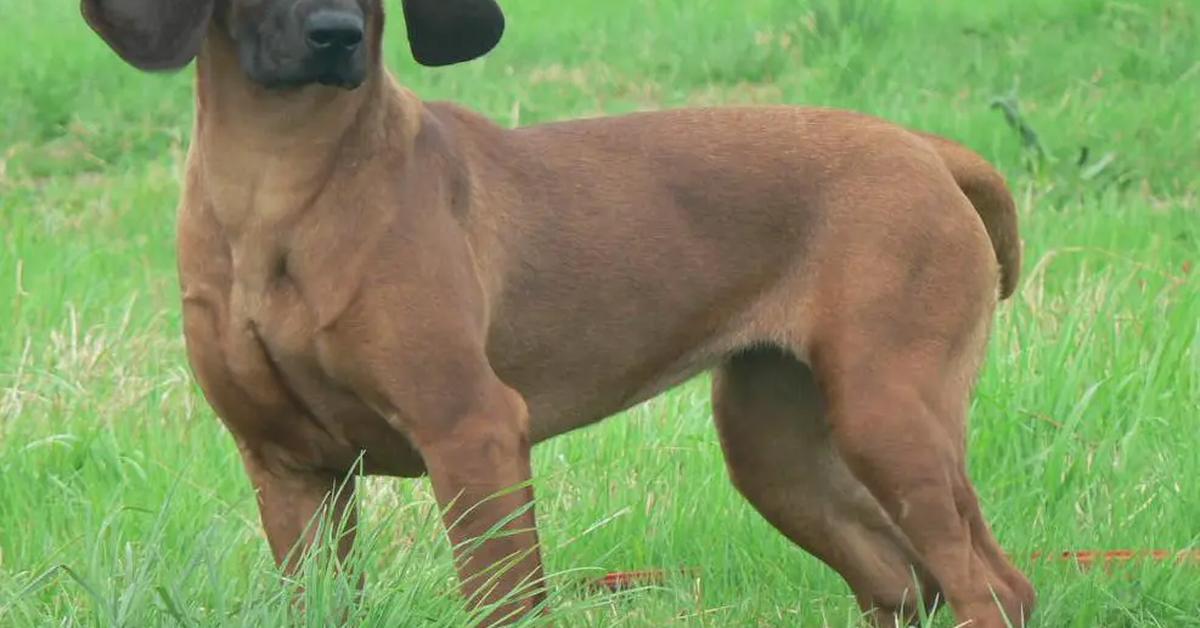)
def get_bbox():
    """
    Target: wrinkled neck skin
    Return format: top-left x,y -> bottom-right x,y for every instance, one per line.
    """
190,13 -> 408,238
